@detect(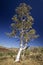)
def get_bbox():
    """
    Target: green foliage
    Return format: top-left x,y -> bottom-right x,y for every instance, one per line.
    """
7,52 -> 17,56
0,53 -> 3,56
